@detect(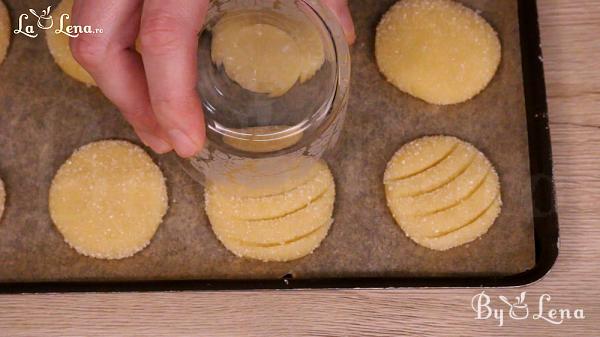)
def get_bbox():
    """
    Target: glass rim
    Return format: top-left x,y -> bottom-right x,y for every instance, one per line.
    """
201,0 -> 351,153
